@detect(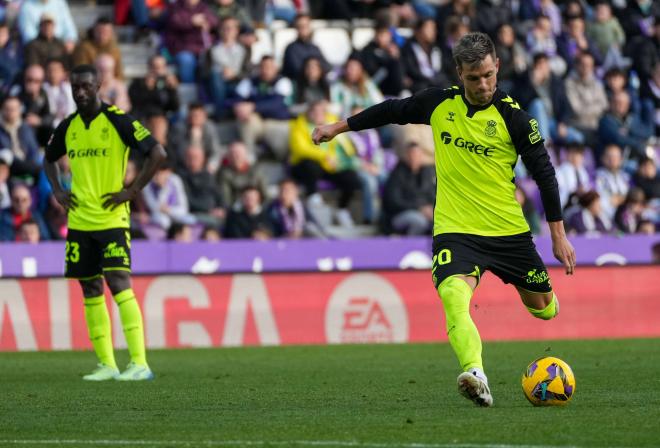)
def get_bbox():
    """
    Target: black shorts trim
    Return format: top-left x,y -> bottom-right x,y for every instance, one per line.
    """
431,232 -> 552,293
